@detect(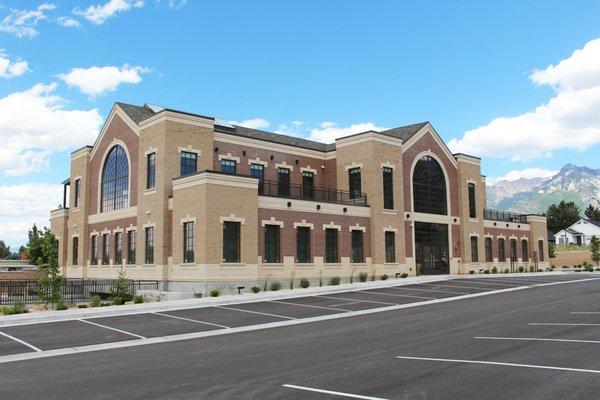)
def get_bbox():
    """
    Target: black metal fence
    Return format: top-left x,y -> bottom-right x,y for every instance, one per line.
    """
260,180 -> 368,206
0,279 -> 159,305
